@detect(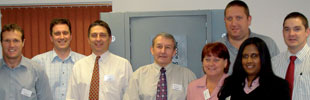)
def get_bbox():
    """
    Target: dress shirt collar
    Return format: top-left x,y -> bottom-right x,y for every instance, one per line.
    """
90,51 -> 110,63
244,77 -> 260,94
224,29 -> 253,49
153,62 -> 173,73
197,74 -> 228,87
224,29 -> 253,39
285,44 -> 310,62
248,29 -> 255,37
51,49 -> 75,63
0,56 -> 29,69
197,75 -> 207,87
